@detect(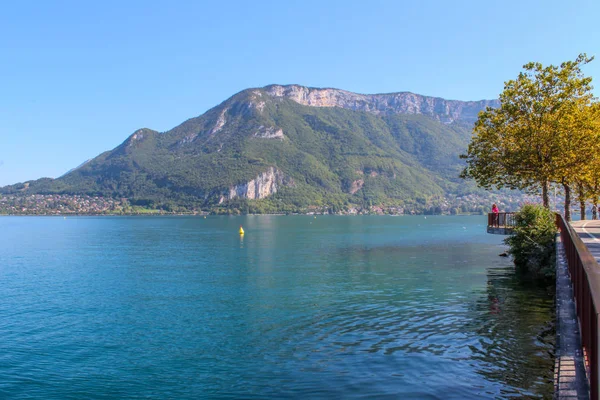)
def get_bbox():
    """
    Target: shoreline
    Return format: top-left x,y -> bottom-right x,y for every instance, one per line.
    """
0,212 -> 486,217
